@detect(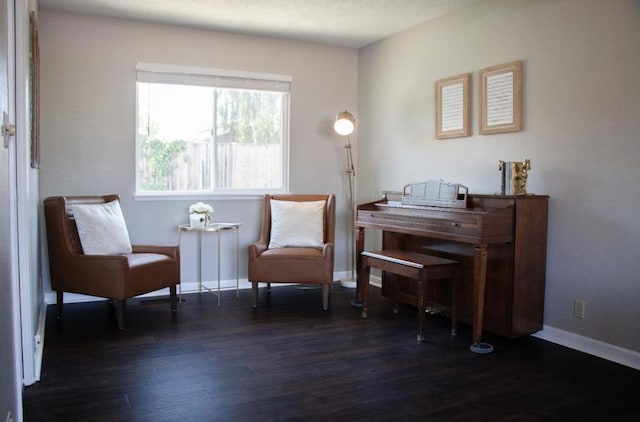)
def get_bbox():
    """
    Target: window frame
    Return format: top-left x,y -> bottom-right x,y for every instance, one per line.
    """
134,62 -> 291,199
